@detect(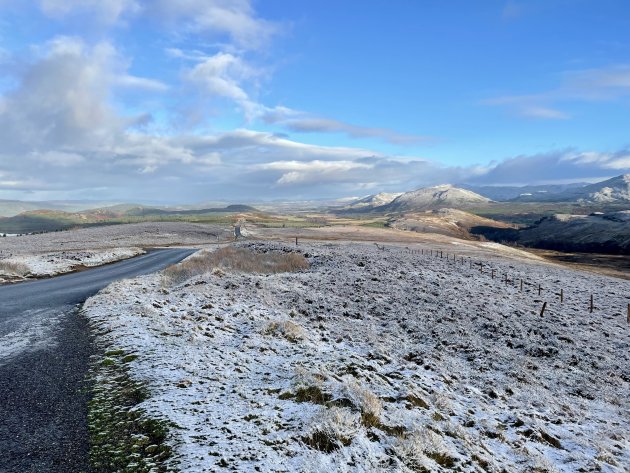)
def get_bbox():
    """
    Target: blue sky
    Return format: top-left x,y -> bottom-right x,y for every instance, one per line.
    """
0,0 -> 629,202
